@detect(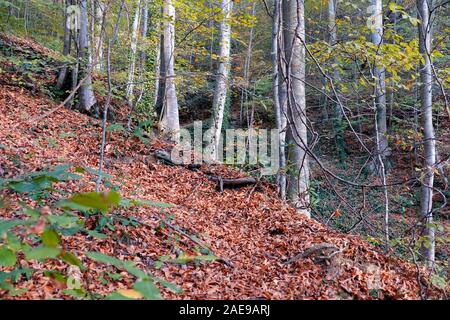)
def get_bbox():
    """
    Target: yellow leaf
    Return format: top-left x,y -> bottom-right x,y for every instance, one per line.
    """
117,289 -> 143,299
